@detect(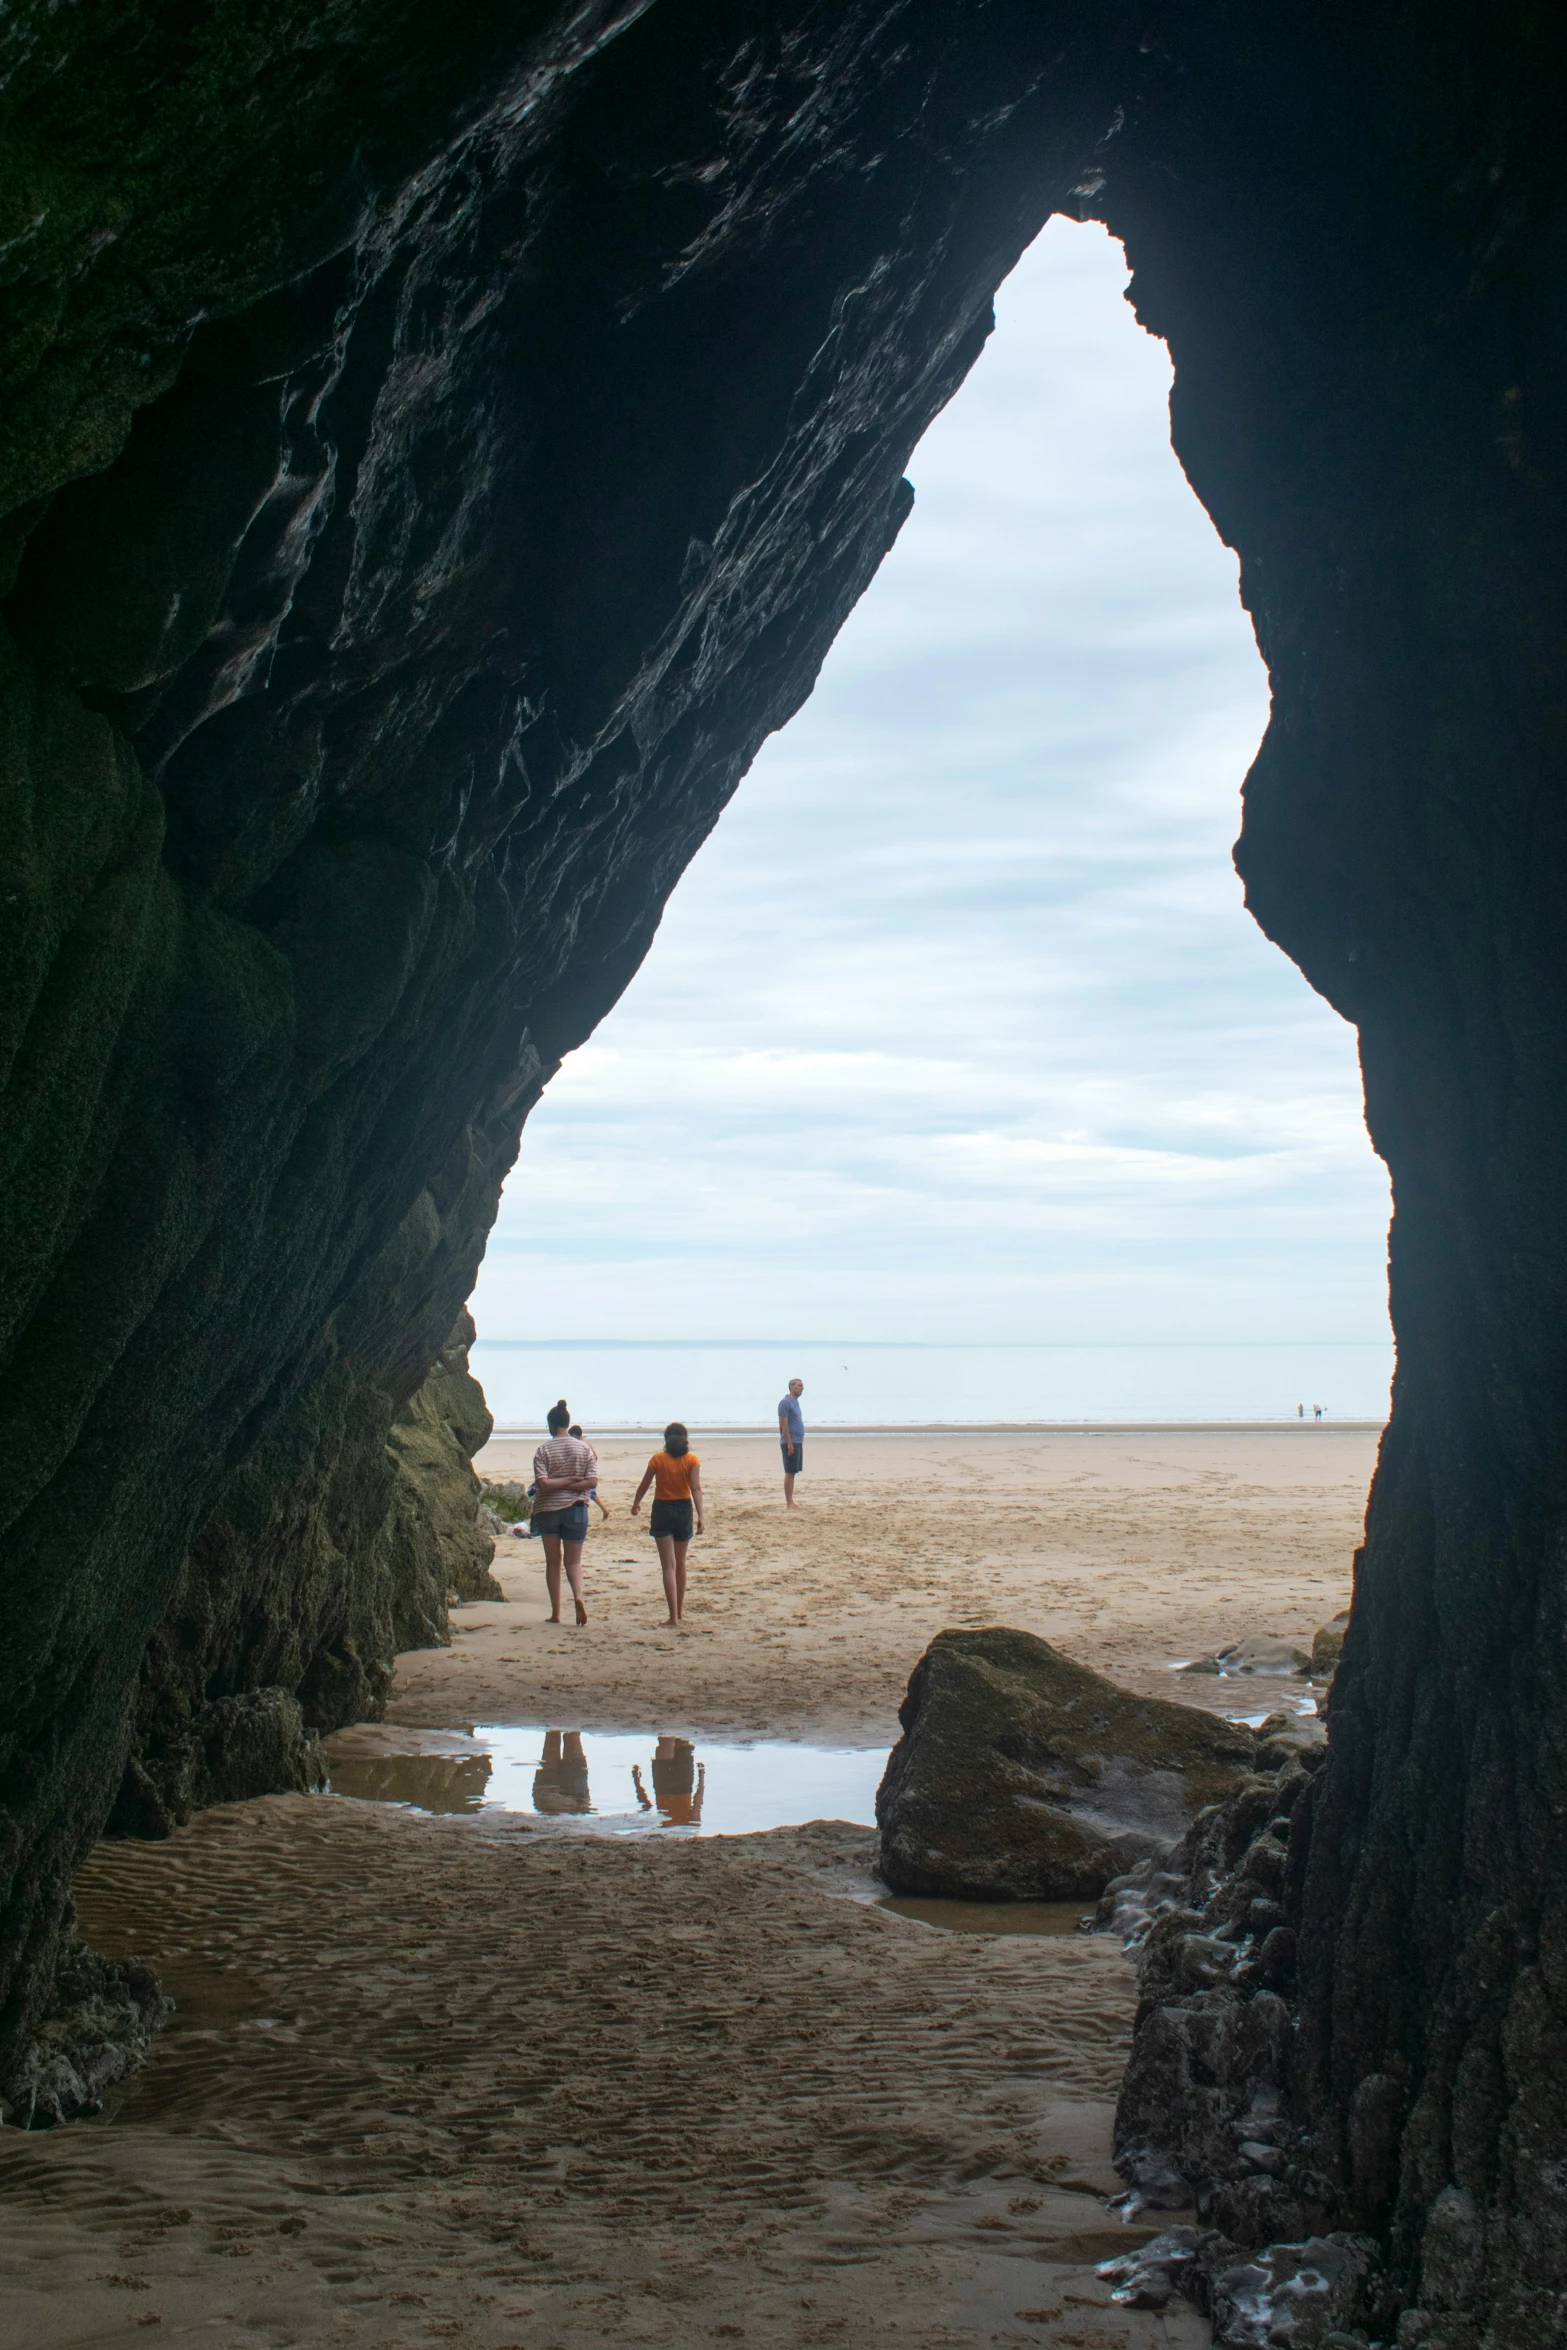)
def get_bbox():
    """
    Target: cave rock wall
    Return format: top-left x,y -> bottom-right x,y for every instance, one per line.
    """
0,0 -> 1118,2112
110,1306 -> 499,1843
